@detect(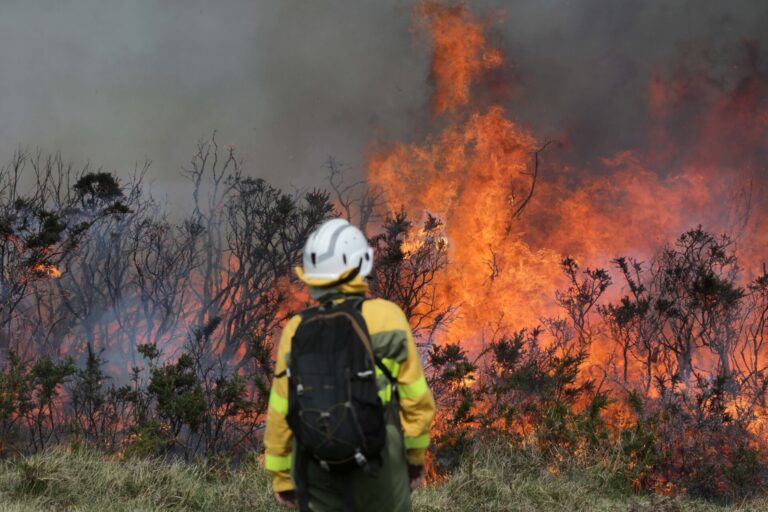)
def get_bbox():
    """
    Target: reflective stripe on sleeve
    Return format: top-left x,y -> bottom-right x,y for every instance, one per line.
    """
397,375 -> 429,399
404,433 -> 430,449
380,358 -> 401,378
268,387 -> 288,415
265,453 -> 292,472
375,357 -> 400,405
